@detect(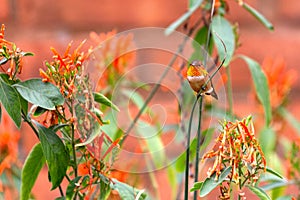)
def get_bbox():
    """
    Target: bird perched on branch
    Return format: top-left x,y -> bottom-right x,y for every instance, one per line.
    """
186,60 -> 218,100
